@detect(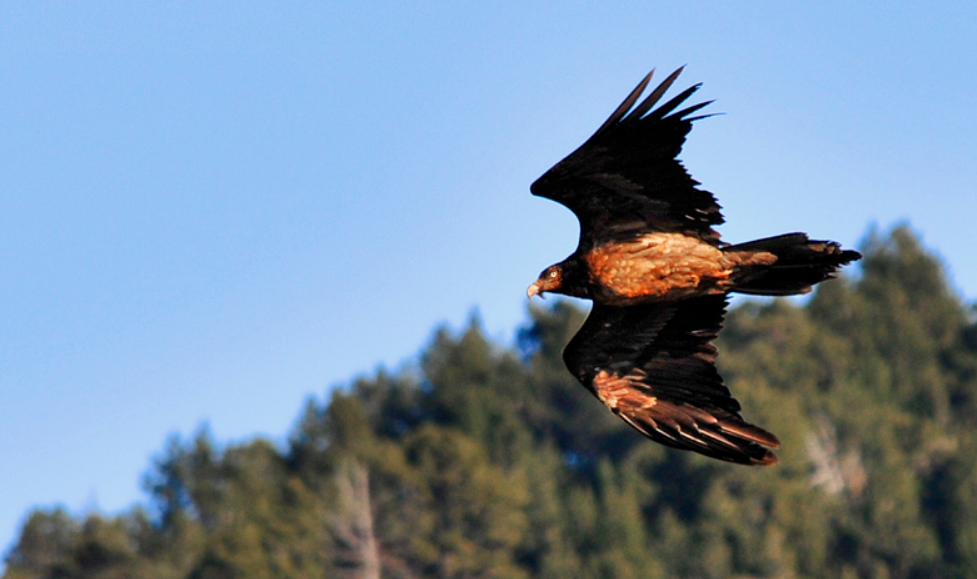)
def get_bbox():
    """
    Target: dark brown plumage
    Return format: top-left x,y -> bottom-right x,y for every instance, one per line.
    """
527,68 -> 861,465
